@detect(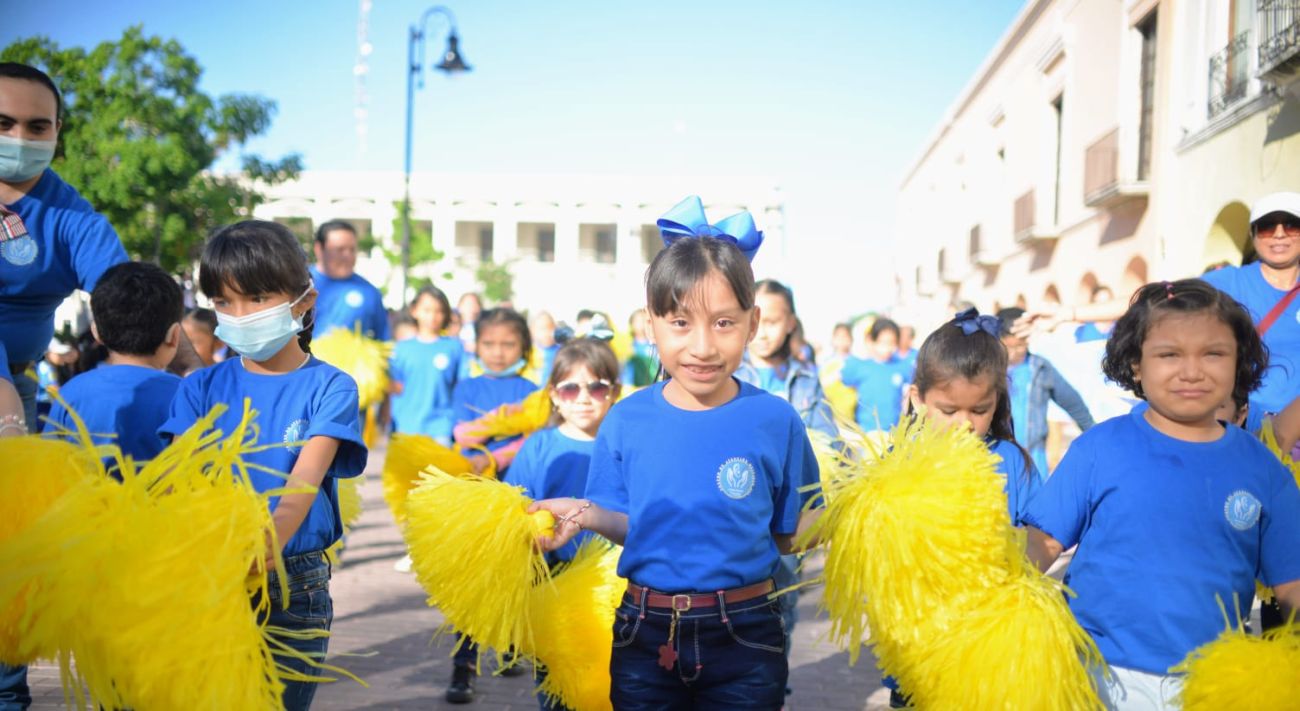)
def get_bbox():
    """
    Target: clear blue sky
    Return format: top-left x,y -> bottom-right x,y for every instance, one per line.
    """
4,0 -> 1024,330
